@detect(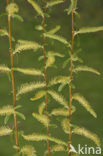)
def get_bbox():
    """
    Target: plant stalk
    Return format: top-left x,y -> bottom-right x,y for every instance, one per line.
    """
6,0 -> 19,153
42,1 -> 51,156
68,4 -> 75,156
